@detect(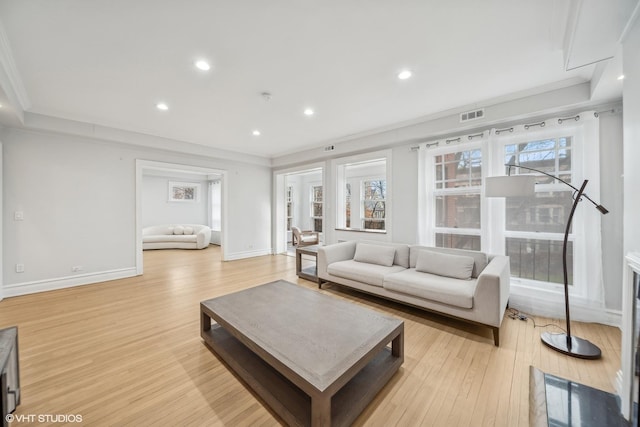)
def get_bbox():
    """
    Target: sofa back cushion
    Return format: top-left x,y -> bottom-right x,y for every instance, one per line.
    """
359,240 -> 410,268
410,246 -> 488,278
415,250 -> 475,280
353,243 -> 396,267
